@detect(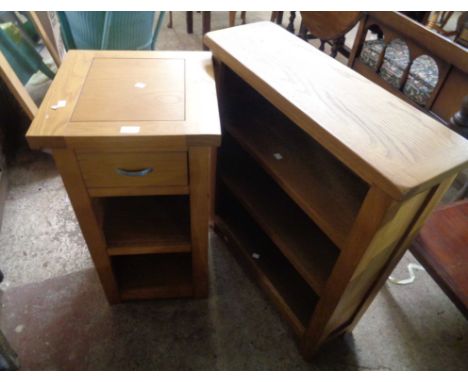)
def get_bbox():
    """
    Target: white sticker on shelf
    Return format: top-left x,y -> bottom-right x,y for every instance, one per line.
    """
273,153 -> 283,160
50,100 -> 67,110
252,252 -> 261,260
120,126 -> 141,134
134,82 -> 147,89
